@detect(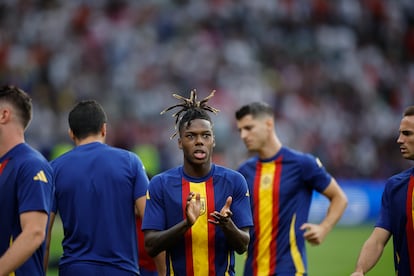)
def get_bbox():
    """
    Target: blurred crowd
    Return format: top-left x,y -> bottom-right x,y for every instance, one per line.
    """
1,0 -> 414,179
